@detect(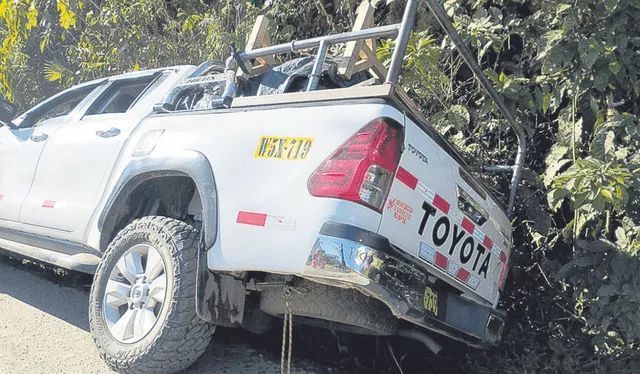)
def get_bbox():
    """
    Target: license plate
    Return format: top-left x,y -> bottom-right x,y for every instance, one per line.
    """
254,136 -> 314,160
423,286 -> 439,317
